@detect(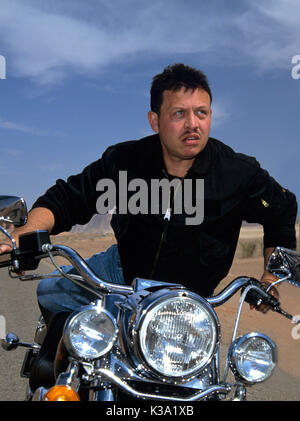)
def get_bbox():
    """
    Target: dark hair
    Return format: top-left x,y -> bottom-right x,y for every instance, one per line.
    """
150,63 -> 212,114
